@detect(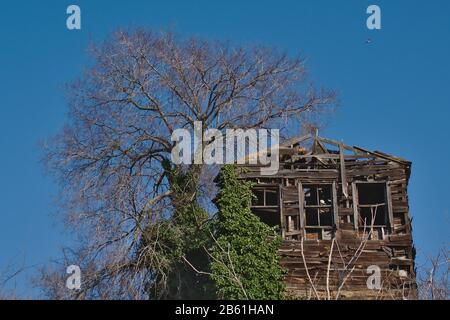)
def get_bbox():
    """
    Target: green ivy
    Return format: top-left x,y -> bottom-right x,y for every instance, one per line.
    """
143,162 -> 215,299
210,165 -> 285,299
